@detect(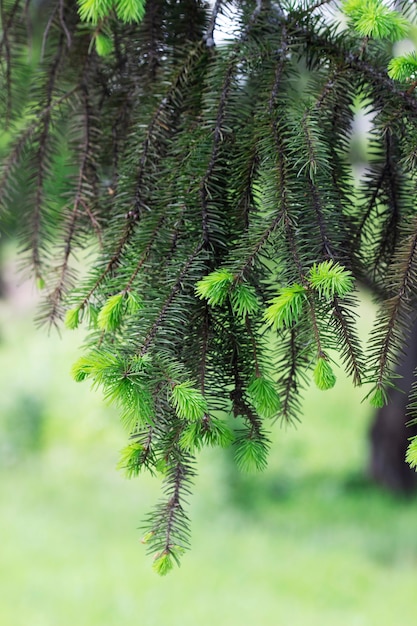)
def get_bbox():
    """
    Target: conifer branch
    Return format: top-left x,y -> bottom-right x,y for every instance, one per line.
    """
370,134 -> 401,277
46,83 -> 95,325
268,40 -> 307,280
245,314 -> 261,378
139,243 -> 204,356
162,459 -> 190,553
236,143 -> 258,232
122,214 -> 166,294
199,304 -> 210,395
331,297 -> 363,386
0,0 -> 21,57
6,0 -> 417,570
372,226 -> 417,389
0,87 -> 77,212
199,58 -> 235,248
31,32 -> 66,279
279,327 -> 301,421
0,0 -> 17,125
132,43 -> 206,220
79,45 -> 208,307
129,425 -> 154,471
230,339 -> 261,435
307,291 -> 324,358
308,178 -> 334,260
301,25 -> 417,116
40,3 -> 58,60
79,220 -> 137,309
58,0 -> 72,48
200,2 -> 263,249
162,206 -> 186,269
204,0 -> 222,47
352,164 -> 386,250
307,0 -> 334,11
